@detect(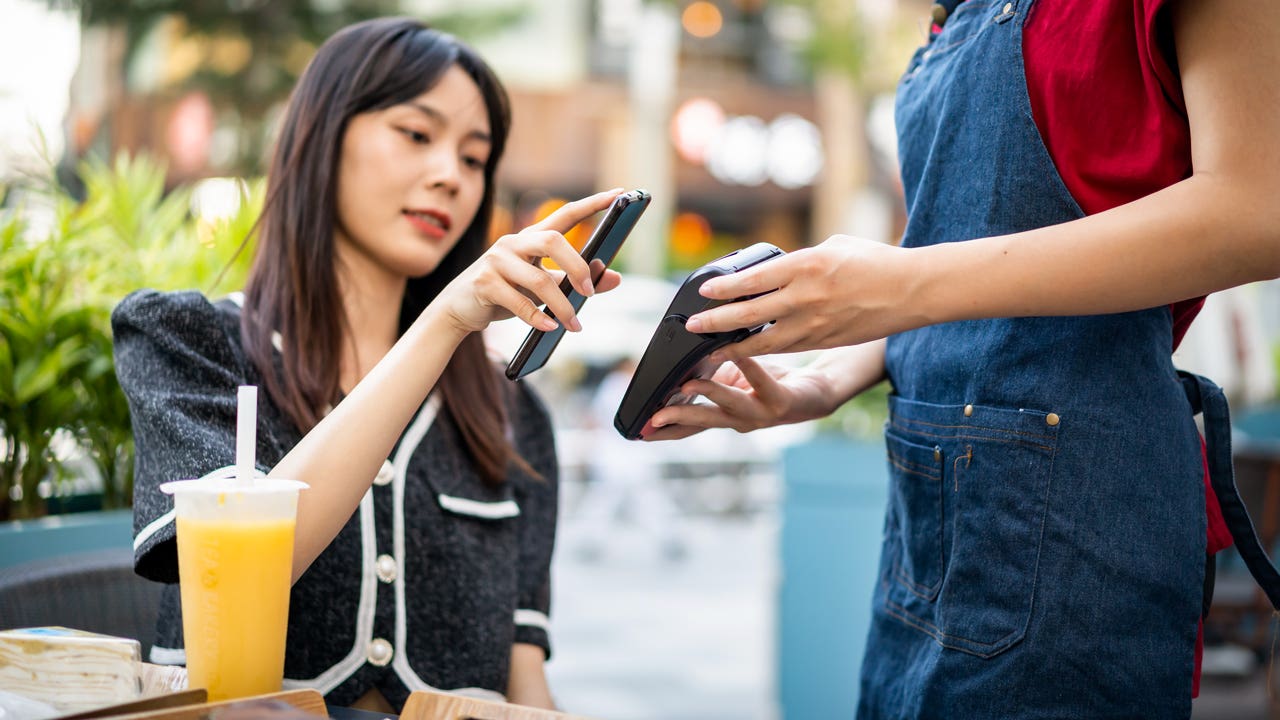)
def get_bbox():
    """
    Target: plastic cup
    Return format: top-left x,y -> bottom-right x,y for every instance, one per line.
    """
160,477 -> 308,701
